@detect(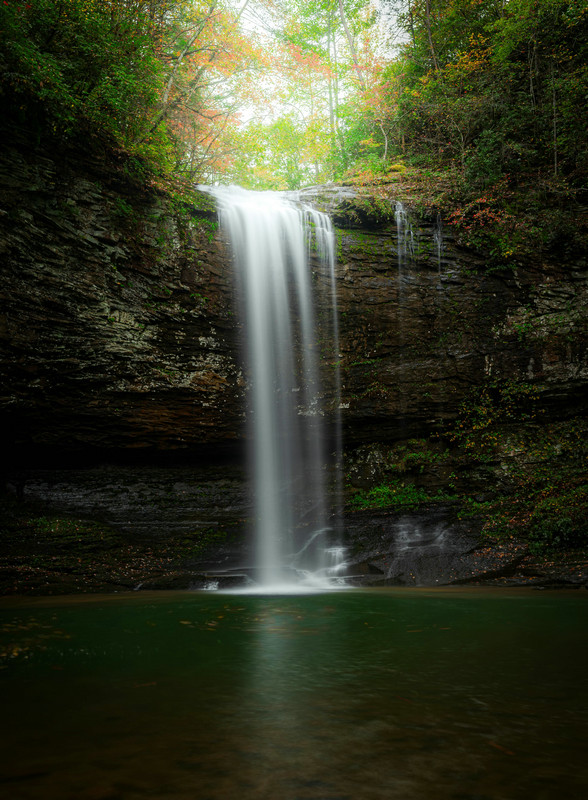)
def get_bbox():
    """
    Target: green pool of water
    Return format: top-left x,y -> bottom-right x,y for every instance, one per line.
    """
1,588 -> 586,800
